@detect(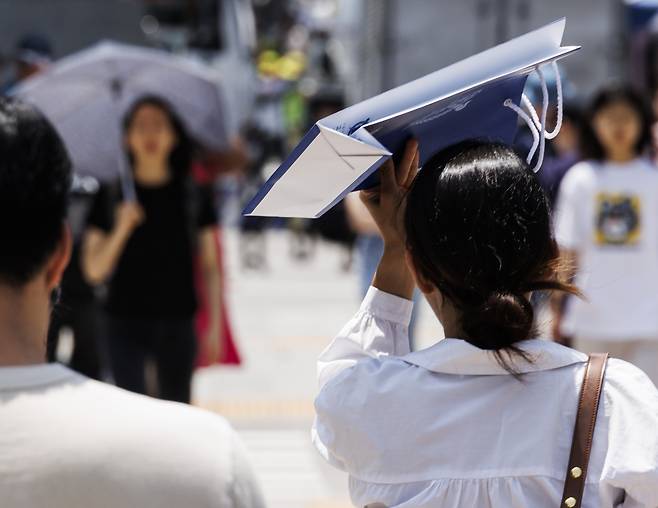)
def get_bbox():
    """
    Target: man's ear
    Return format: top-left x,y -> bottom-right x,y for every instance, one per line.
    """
404,248 -> 434,294
45,223 -> 72,291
